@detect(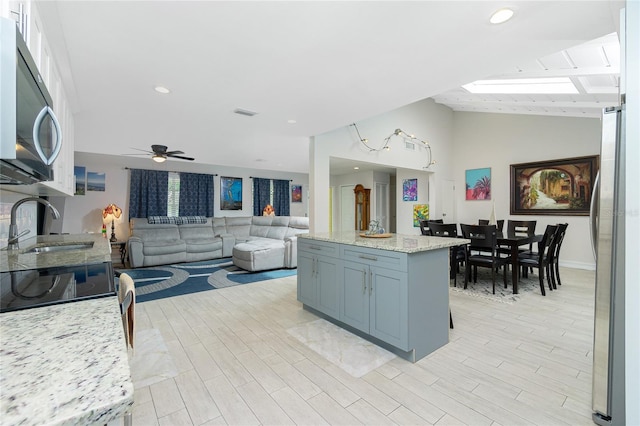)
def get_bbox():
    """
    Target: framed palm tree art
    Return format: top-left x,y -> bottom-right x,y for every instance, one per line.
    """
465,168 -> 491,200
